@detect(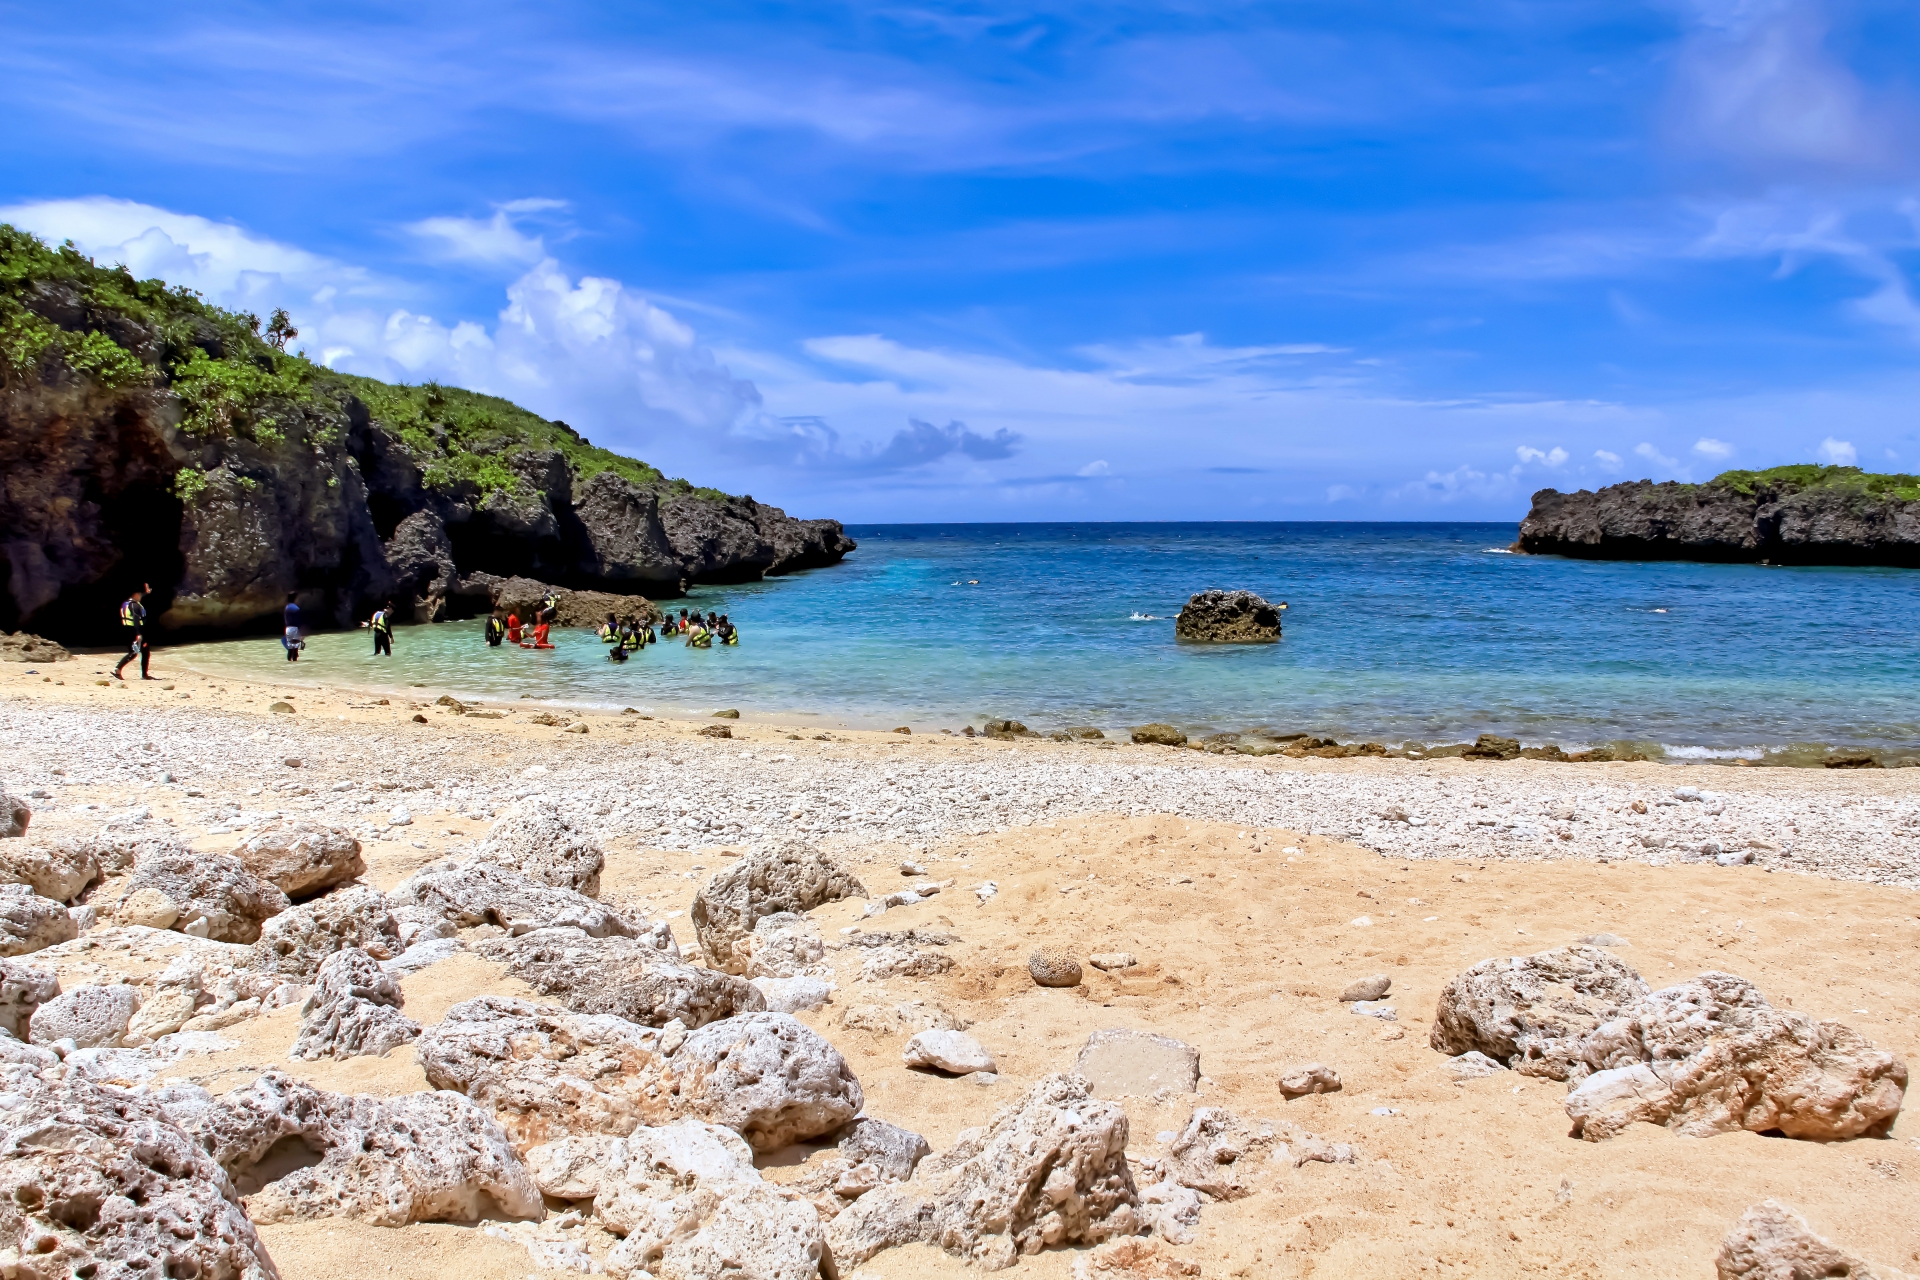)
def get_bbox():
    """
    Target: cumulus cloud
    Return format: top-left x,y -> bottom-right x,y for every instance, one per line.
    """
1817,436 -> 1857,465
1693,436 -> 1735,458
1515,445 -> 1568,467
